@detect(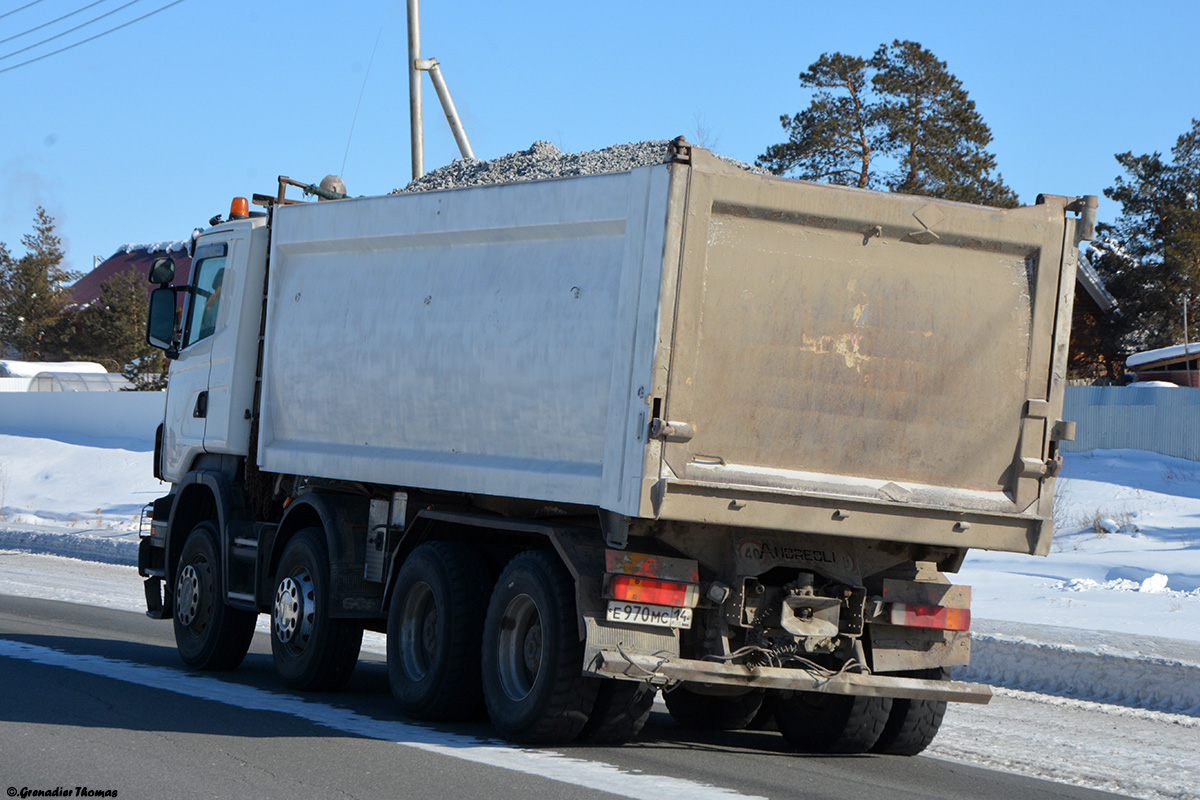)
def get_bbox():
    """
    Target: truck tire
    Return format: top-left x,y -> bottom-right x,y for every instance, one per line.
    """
388,541 -> 491,720
481,550 -> 597,744
173,521 -> 256,670
871,669 -> 948,756
271,528 -> 363,691
578,679 -> 656,744
774,691 -> 893,754
663,686 -> 764,731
